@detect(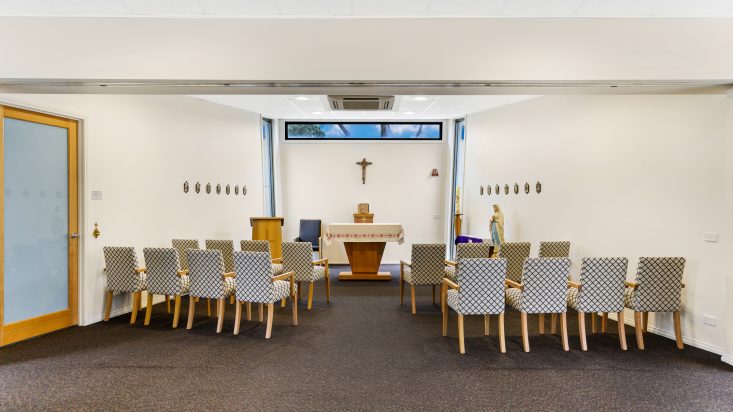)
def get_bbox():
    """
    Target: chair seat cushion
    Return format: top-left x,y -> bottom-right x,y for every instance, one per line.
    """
313,265 -> 326,281
444,266 -> 456,281
180,275 -> 190,294
271,263 -> 284,275
108,273 -> 147,293
446,289 -> 461,313
272,280 -> 293,302
624,287 -> 635,310
223,277 -> 236,296
567,287 -> 580,310
505,287 -> 523,311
